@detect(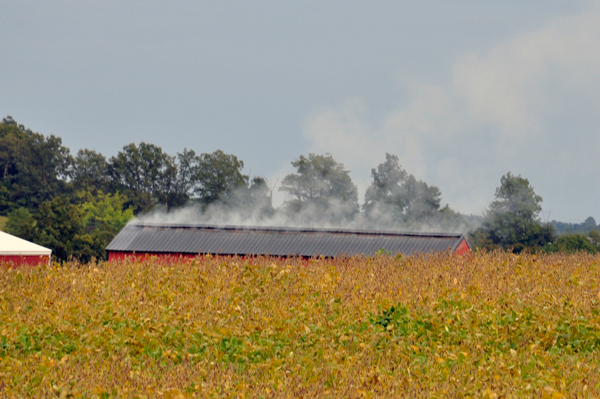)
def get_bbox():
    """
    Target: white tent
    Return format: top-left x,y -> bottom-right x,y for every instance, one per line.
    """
0,231 -> 51,266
